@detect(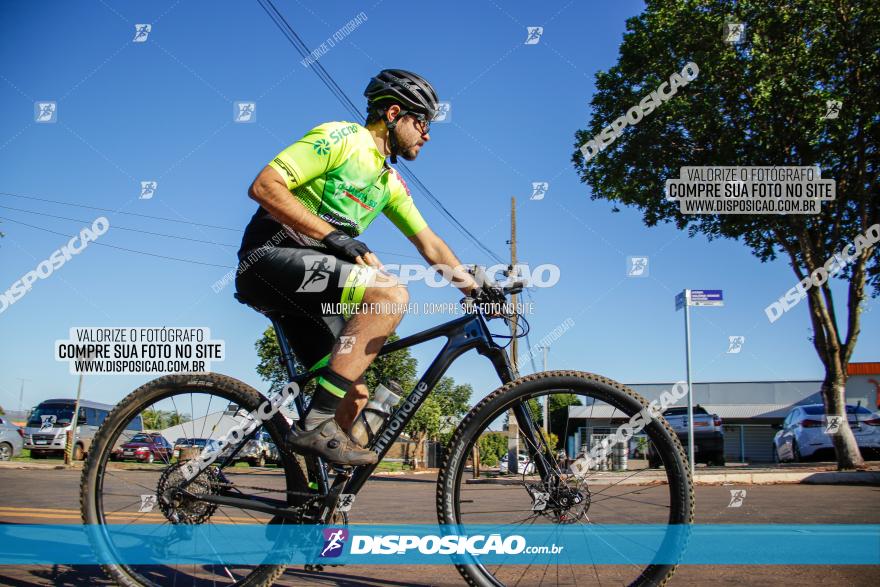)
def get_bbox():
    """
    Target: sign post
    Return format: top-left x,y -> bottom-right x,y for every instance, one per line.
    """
676,289 -> 723,474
